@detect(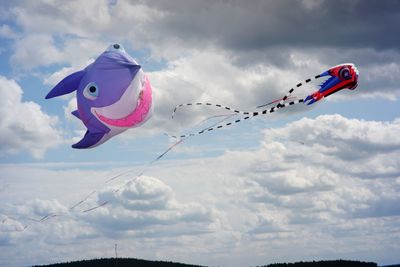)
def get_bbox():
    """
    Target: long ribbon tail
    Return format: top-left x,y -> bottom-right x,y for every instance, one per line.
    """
168,74 -> 321,138
174,99 -> 305,138
166,112 -> 238,139
256,96 -> 297,108
81,201 -> 109,213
